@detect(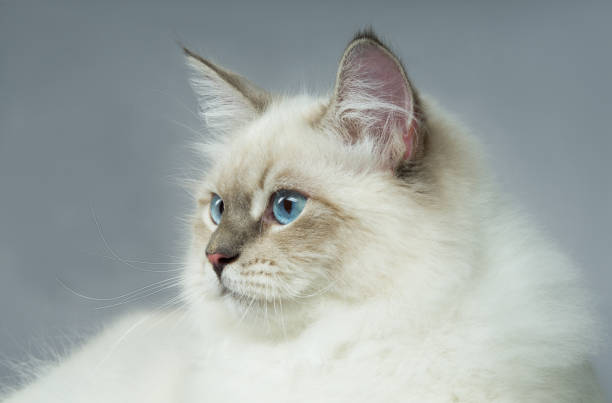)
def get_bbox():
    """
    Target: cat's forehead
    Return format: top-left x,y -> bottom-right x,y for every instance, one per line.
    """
204,98 -> 334,195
